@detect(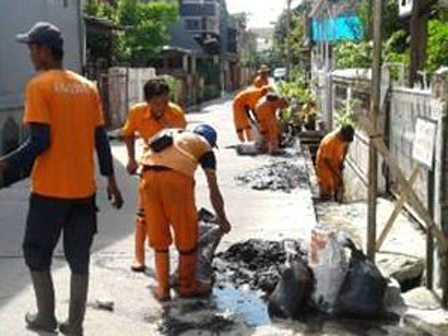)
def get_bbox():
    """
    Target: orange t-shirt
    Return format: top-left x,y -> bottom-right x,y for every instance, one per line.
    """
253,76 -> 269,88
316,131 -> 347,182
24,70 -> 104,199
234,86 -> 270,111
255,98 -> 288,122
122,102 -> 186,142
